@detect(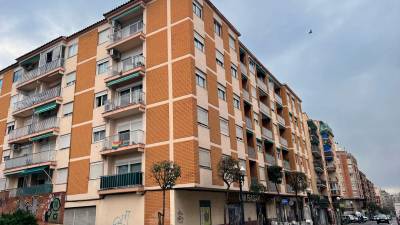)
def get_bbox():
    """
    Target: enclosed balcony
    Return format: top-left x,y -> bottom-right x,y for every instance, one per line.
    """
326,162 -> 336,172
283,160 -> 291,170
105,55 -> 145,89
311,145 -> 322,158
277,114 -> 286,128
8,117 -> 60,144
259,102 -> 271,118
286,184 -> 295,193
240,62 -> 247,78
265,153 -> 276,165
313,162 -> 324,173
245,116 -> 253,132
103,91 -> 145,119
262,127 -> 273,141
99,172 -> 143,195
8,184 -> 53,197
101,130 -> 144,156
108,20 -> 145,52
257,78 -> 268,95
12,86 -> 62,117
275,94 -> 283,106
17,58 -> 64,90
279,136 -> 288,149
317,179 -> 327,189
247,146 -> 257,160
242,90 -> 250,103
